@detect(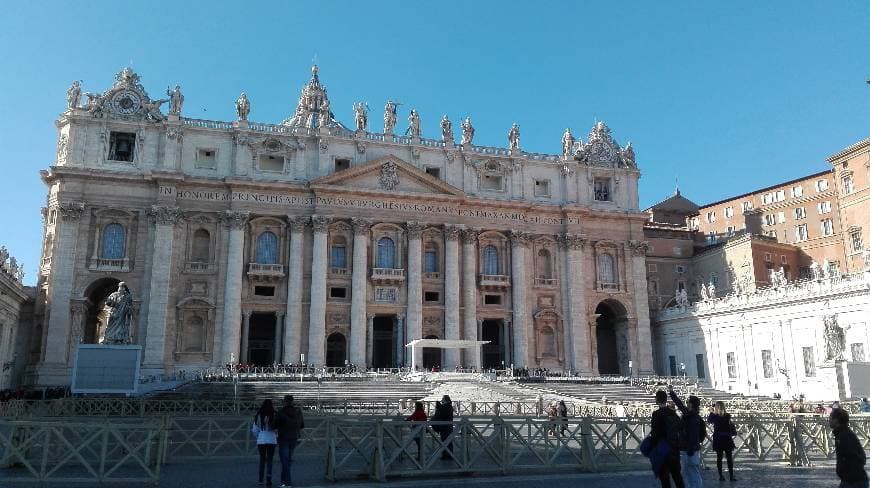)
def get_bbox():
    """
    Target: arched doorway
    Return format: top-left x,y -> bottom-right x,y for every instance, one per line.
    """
371,316 -> 395,368
247,313 -> 276,366
481,319 -> 505,369
422,335 -> 442,370
82,277 -> 122,344
595,300 -> 628,375
326,332 -> 347,367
